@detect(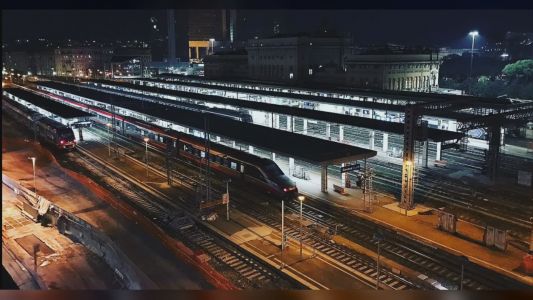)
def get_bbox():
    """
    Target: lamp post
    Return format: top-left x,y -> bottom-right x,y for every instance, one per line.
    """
469,31 -> 479,82
28,157 -> 37,197
298,195 -> 305,257
106,123 -> 112,157
144,136 -> 149,177
225,179 -> 231,221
